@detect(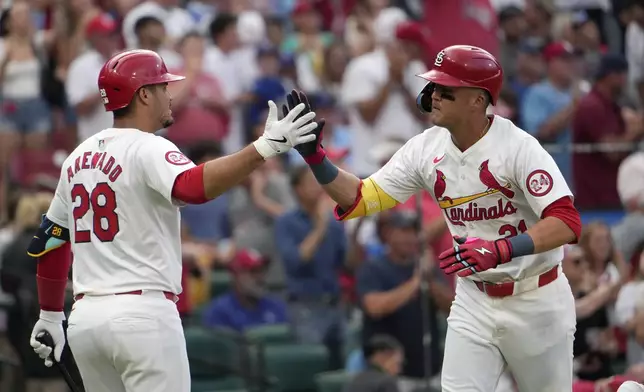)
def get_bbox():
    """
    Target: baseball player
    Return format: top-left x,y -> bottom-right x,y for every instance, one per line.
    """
286,45 -> 582,392
26,49 -> 318,392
